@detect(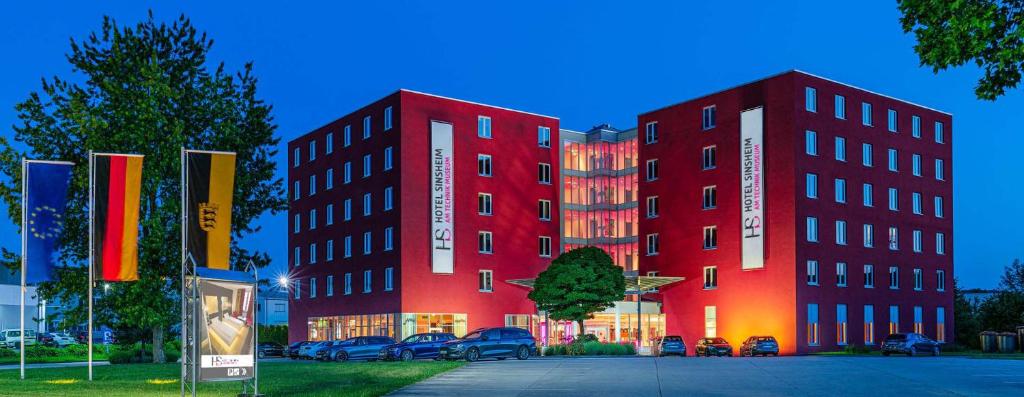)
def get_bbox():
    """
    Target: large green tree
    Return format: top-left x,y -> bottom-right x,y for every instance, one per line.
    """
528,247 -> 626,335
0,12 -> 285,362
898,0 -> 1024,100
